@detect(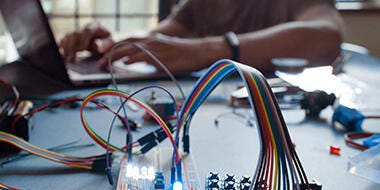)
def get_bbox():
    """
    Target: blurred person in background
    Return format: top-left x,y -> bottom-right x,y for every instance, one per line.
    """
60,0 -> 344,75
